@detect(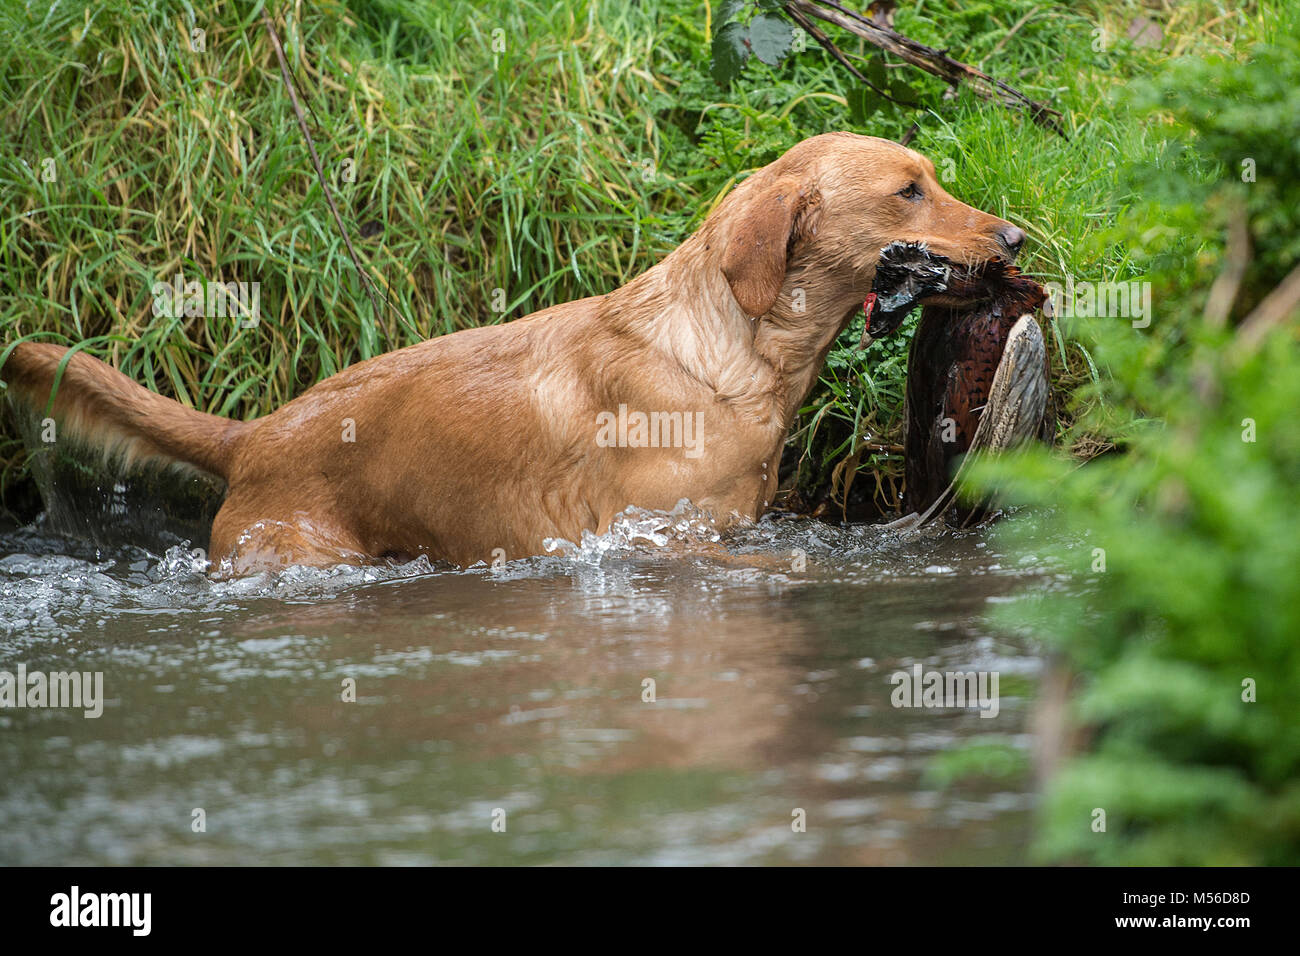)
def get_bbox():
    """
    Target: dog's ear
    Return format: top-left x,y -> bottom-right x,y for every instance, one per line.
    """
722,179 -> 819,318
